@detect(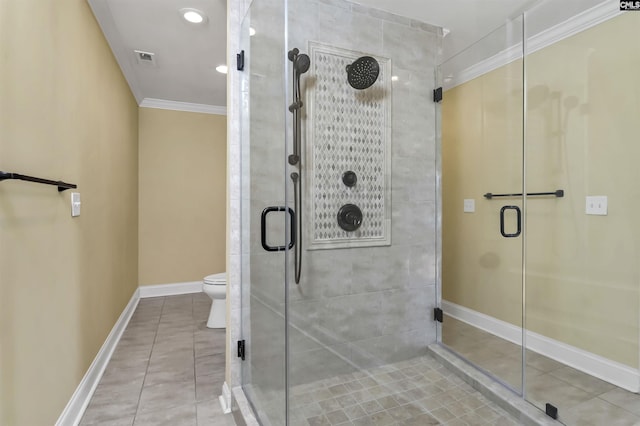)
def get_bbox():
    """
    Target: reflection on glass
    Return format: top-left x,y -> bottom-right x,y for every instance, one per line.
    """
441,16 -> 525,393
523,9 -> 640,423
